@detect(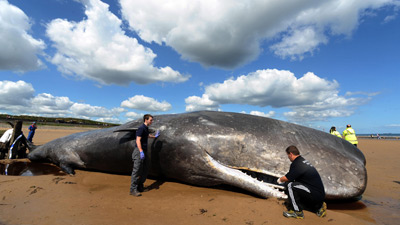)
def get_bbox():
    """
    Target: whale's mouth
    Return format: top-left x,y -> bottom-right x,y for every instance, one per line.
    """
205,152 -> 287,199
239,169 -> 284,188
